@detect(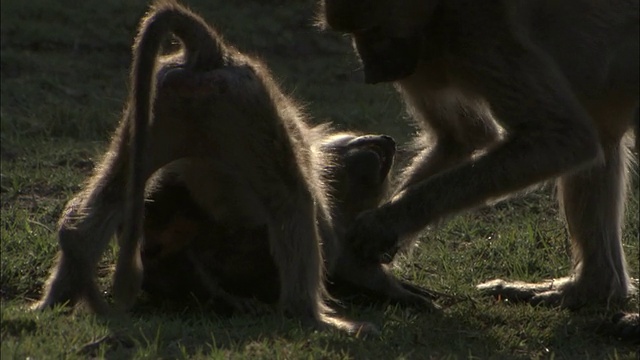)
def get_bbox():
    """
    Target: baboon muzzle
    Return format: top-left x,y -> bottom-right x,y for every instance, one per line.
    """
354,28 -> 422,84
